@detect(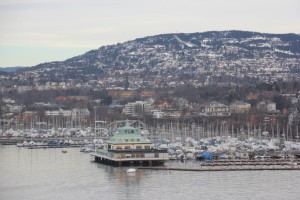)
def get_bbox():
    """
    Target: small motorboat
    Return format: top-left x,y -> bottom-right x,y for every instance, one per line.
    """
16,143 -> 24,147
80,147 -> 92,153
127,168 -> 136,173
